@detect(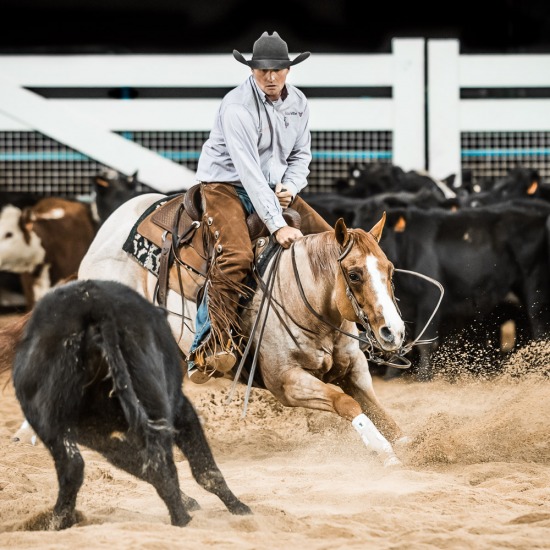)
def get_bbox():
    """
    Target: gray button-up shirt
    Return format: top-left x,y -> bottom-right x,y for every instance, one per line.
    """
196,75 -> 311,234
